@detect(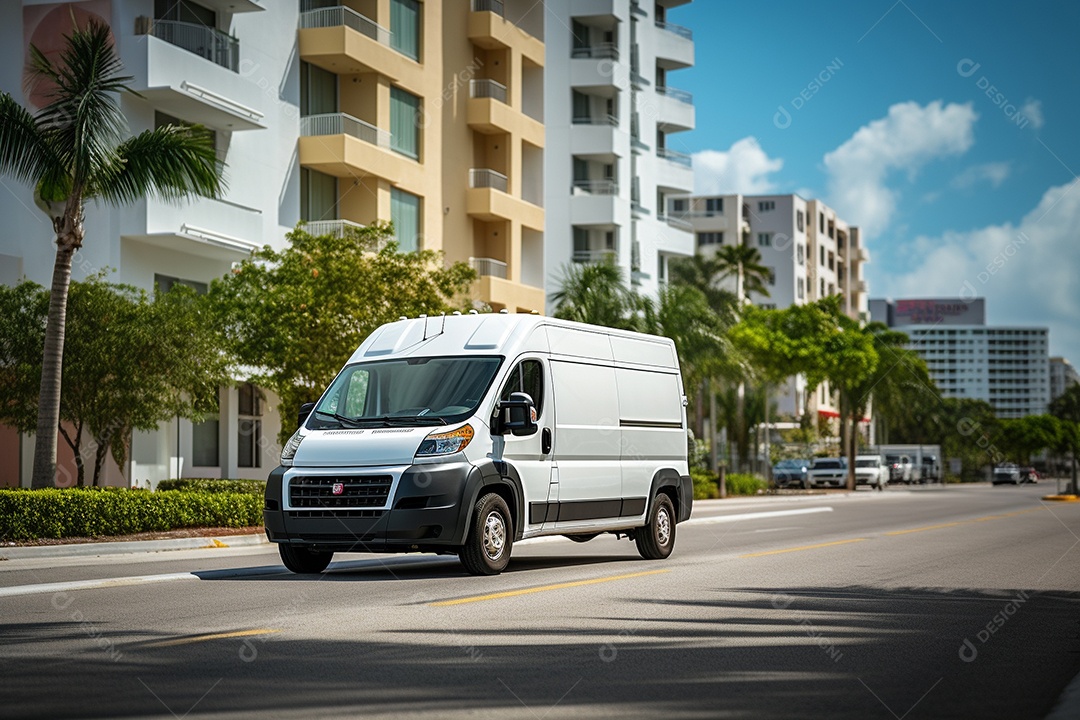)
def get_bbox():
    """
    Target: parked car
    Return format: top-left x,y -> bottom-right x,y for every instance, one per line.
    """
992,464 -> 1021,485
807,457 -> 848,489
885,454 -> 913,484
773,459 -> 811,489
920,455 -> 940,483
854,455 -> 889,491
1019,467 -> 1040,484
